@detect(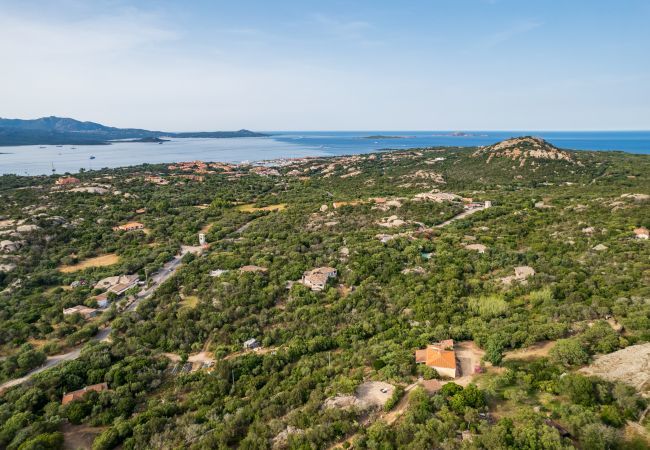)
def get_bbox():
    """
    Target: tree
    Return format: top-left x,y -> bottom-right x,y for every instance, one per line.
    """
549,339 -> 589,367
